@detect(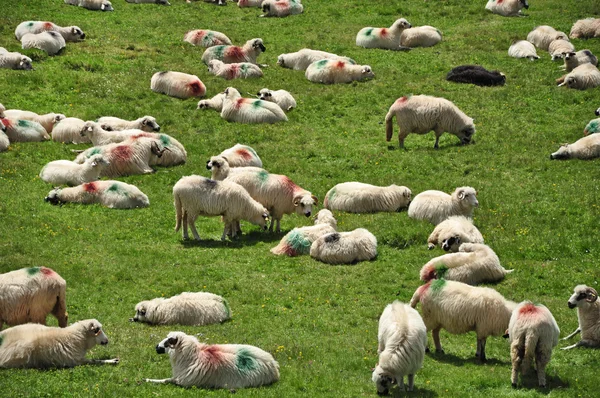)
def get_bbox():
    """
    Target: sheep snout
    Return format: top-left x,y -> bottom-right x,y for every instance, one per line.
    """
156,344 -> 166,354
568,302 -> 577,309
